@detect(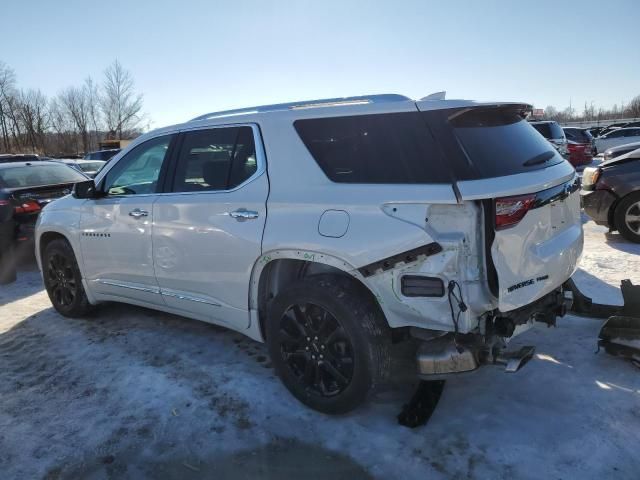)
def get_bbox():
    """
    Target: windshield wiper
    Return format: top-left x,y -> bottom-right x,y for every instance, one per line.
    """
522,151 -> 555,167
